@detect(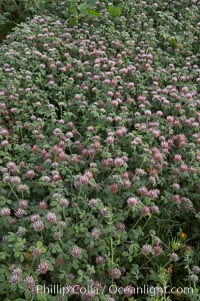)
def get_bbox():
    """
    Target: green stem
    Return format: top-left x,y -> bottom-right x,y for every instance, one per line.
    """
141,216 -> 151,232
60,104 -> 63,119
140,258 -> 151,270
103,167 -> 117,184
110,235 -> 114,268
187,257 -> 191,288
163,260 -> 171,268
163,287 -> 167,301
132,216 -> 143,229
40,231 -> 44,243
8,184 -> 20,201
62,207 -> 66,220
30,295 -> 34,301
110,234 -> 114,286
31,256 -> 36,268
109,214 -> 115,286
